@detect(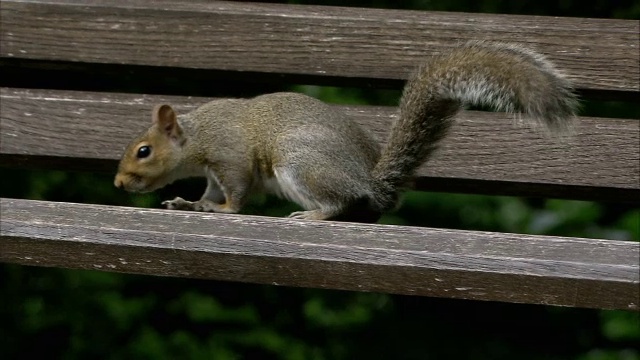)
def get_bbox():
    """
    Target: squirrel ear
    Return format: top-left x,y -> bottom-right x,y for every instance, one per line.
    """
152,104 -> 184,143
